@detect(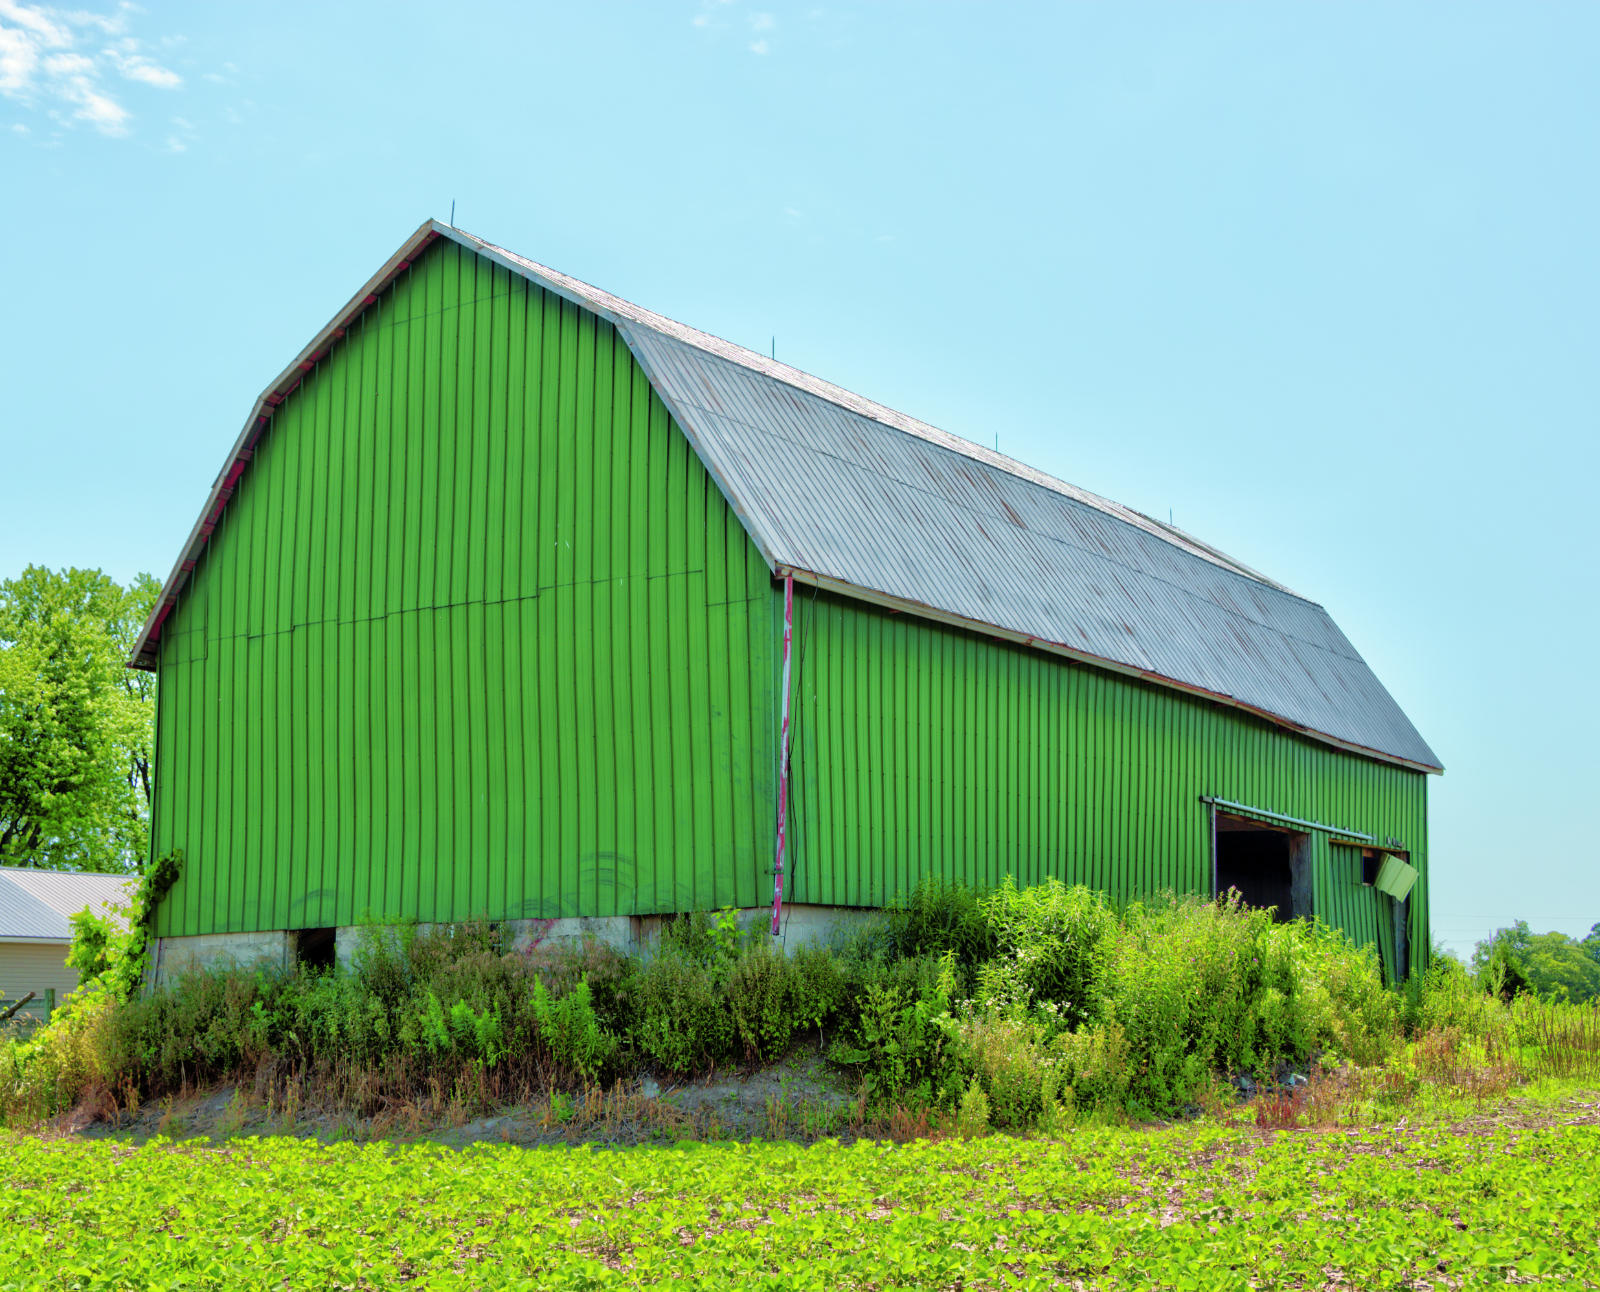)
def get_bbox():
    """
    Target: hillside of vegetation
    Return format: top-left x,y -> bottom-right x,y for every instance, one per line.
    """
6,875 -> 1599,1142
